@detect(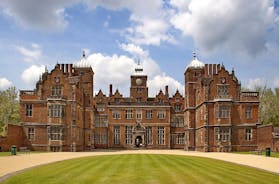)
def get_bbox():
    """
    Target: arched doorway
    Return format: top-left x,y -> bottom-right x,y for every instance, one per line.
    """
135,136 -> 143,147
